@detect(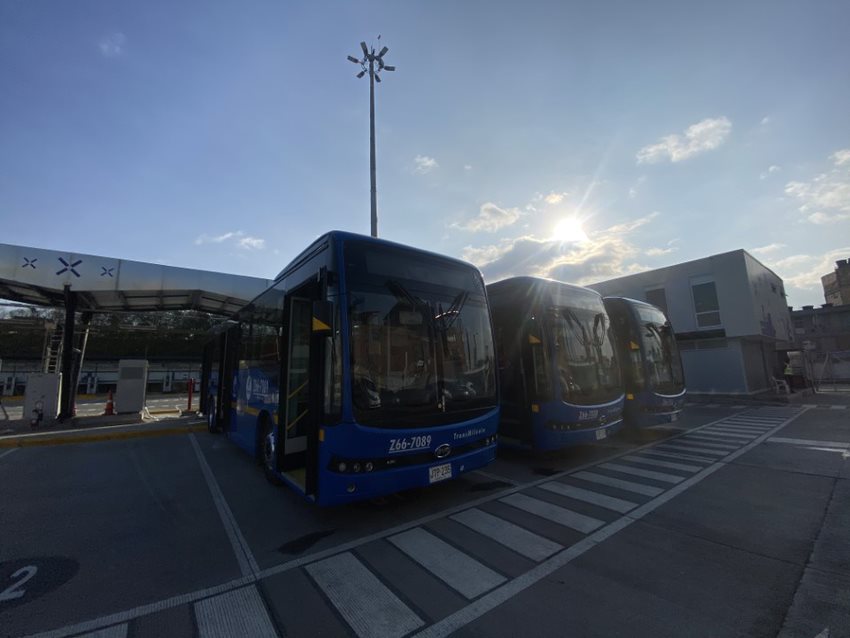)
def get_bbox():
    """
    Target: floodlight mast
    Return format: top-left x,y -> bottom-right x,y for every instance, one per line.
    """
348,38 -> 395,238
